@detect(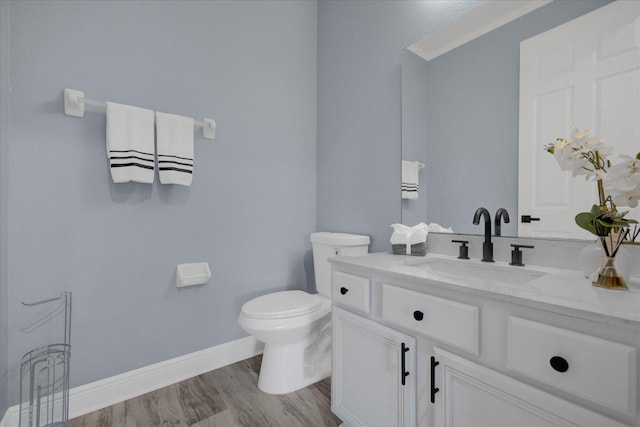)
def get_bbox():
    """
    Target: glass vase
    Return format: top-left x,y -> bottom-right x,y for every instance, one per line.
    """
592,235 -> 628,291
580,241 -> 631,282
